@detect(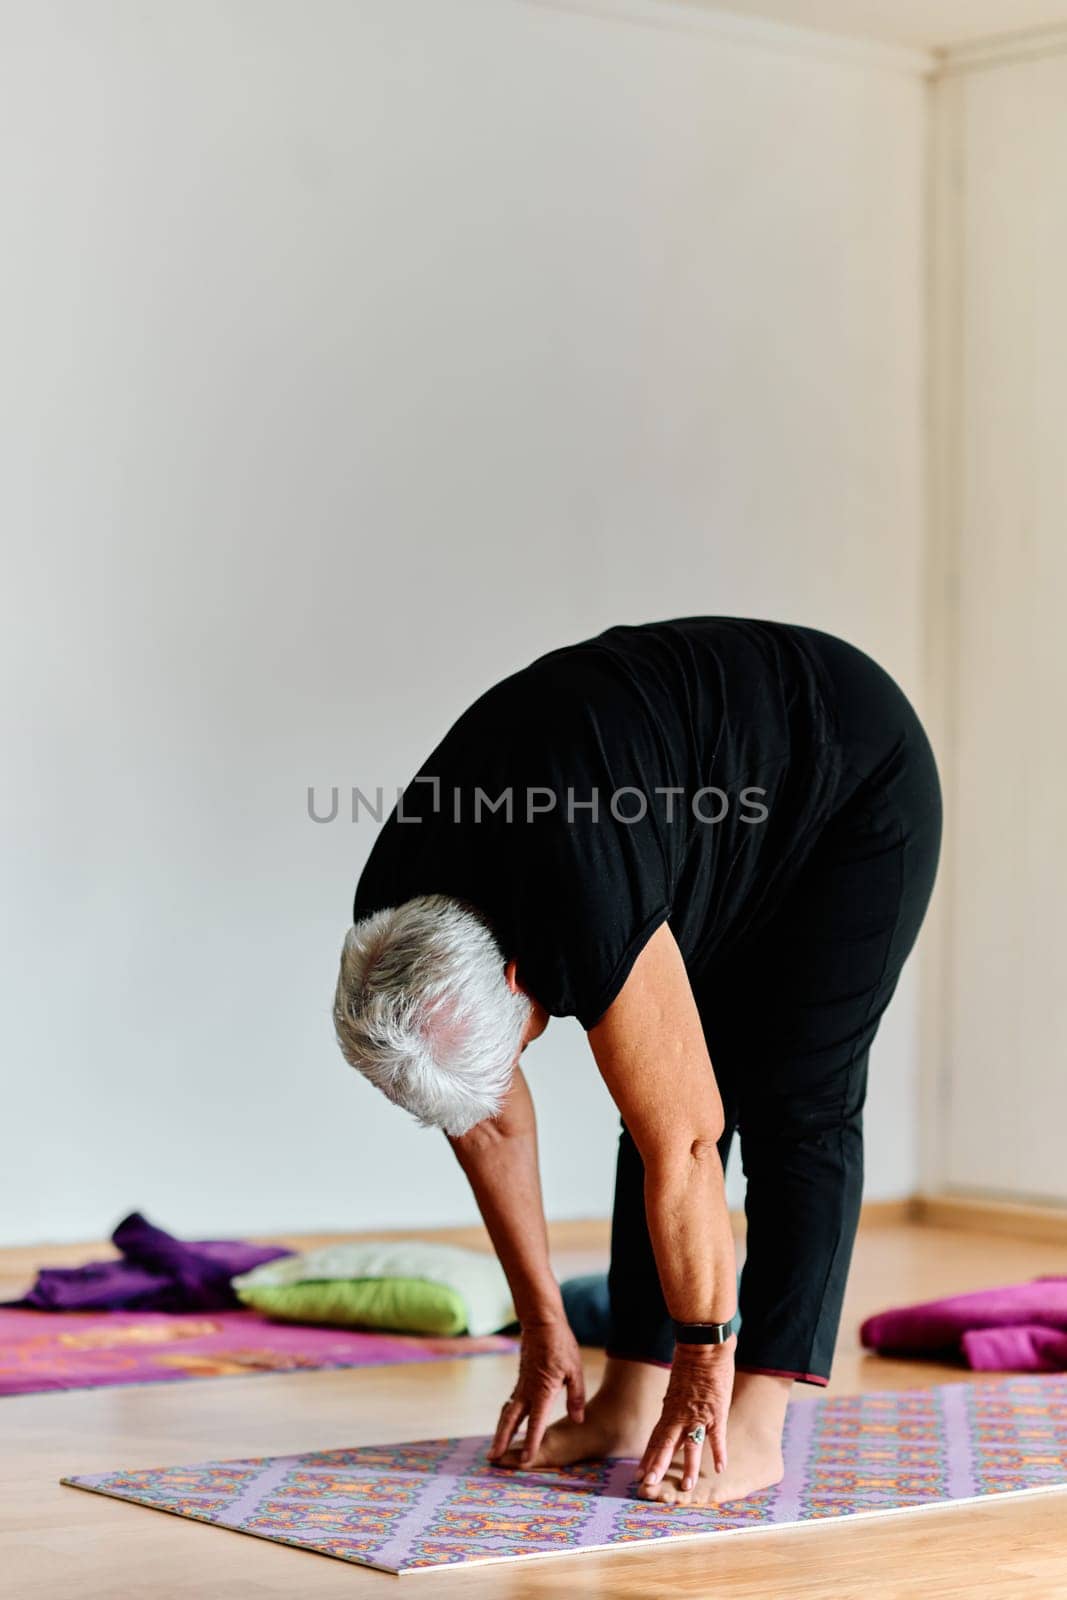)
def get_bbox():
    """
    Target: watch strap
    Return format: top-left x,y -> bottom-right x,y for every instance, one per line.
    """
671,1317 -> 736,1345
